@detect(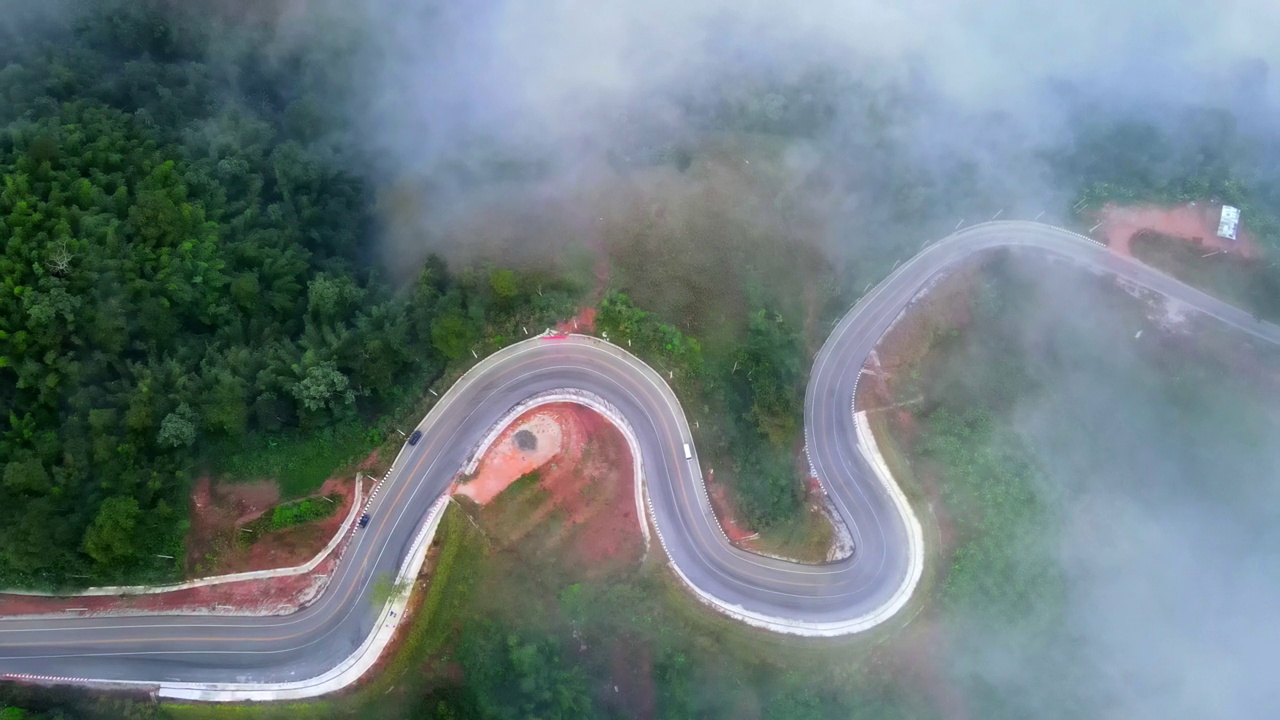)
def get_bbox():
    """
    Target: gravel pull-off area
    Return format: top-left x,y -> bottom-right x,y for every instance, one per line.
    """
1098,202 -> 1261,259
